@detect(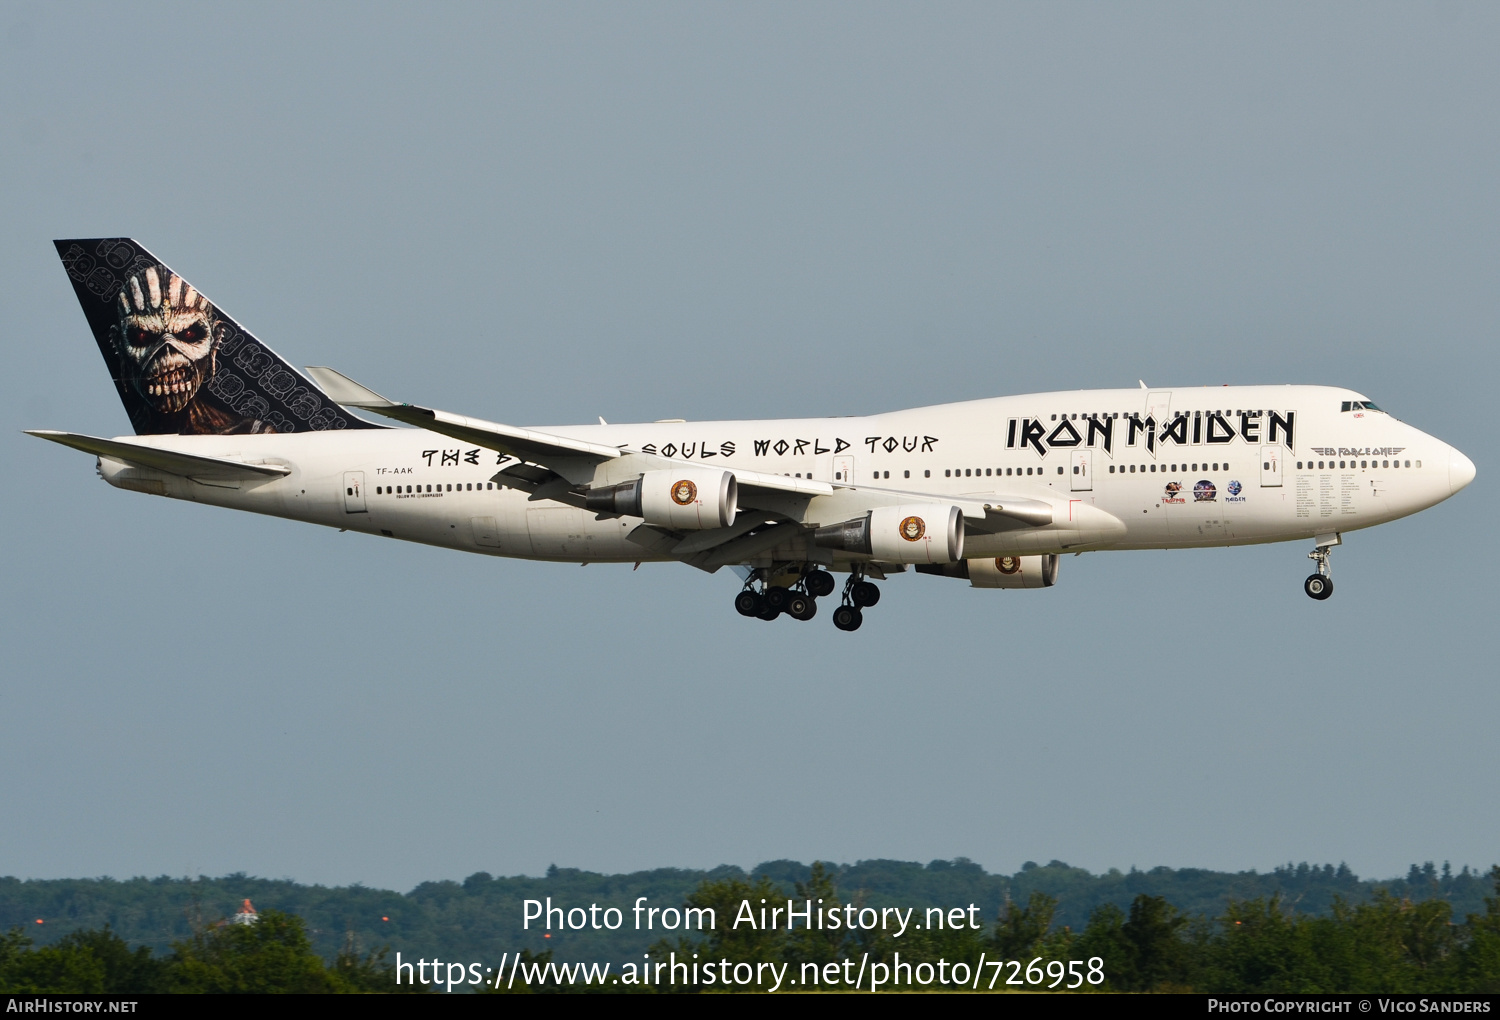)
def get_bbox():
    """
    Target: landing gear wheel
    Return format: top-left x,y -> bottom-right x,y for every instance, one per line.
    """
786,593 -> 817,621
734,590 -> 764,617
804,570 -> 836,598
851,581 -> 881,608
764,586 -> 792,612
832,605 -> 863,631
1304,574 -> 1333,600
758,606 -> 782,621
